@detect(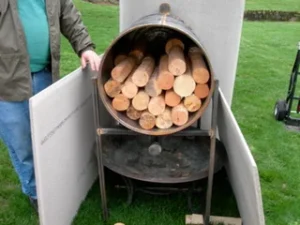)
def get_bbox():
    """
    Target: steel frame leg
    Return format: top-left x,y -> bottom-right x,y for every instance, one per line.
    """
92,79 -> 109,221
204,80 -> 219,225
